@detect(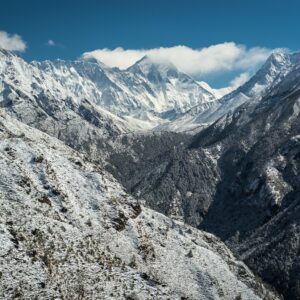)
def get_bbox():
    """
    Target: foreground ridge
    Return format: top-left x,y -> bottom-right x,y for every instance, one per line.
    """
0,112 -> 278,299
